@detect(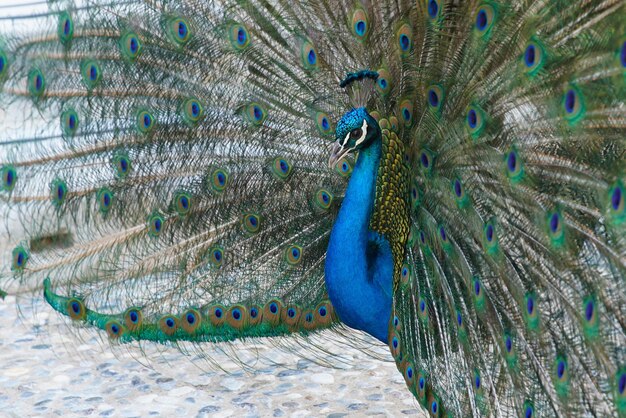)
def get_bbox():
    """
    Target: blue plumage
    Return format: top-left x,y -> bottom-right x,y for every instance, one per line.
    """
326,110 -> 391,342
